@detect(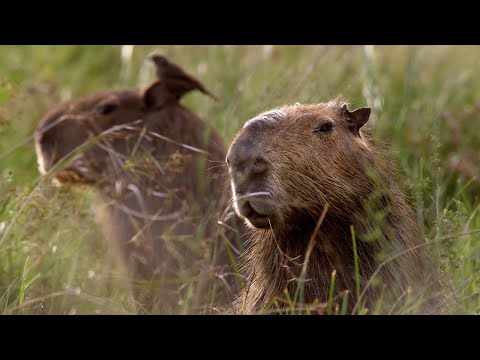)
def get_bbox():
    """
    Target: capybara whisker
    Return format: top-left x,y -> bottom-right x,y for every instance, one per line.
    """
207,164 -> 227,171
235,192 -> 271,201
